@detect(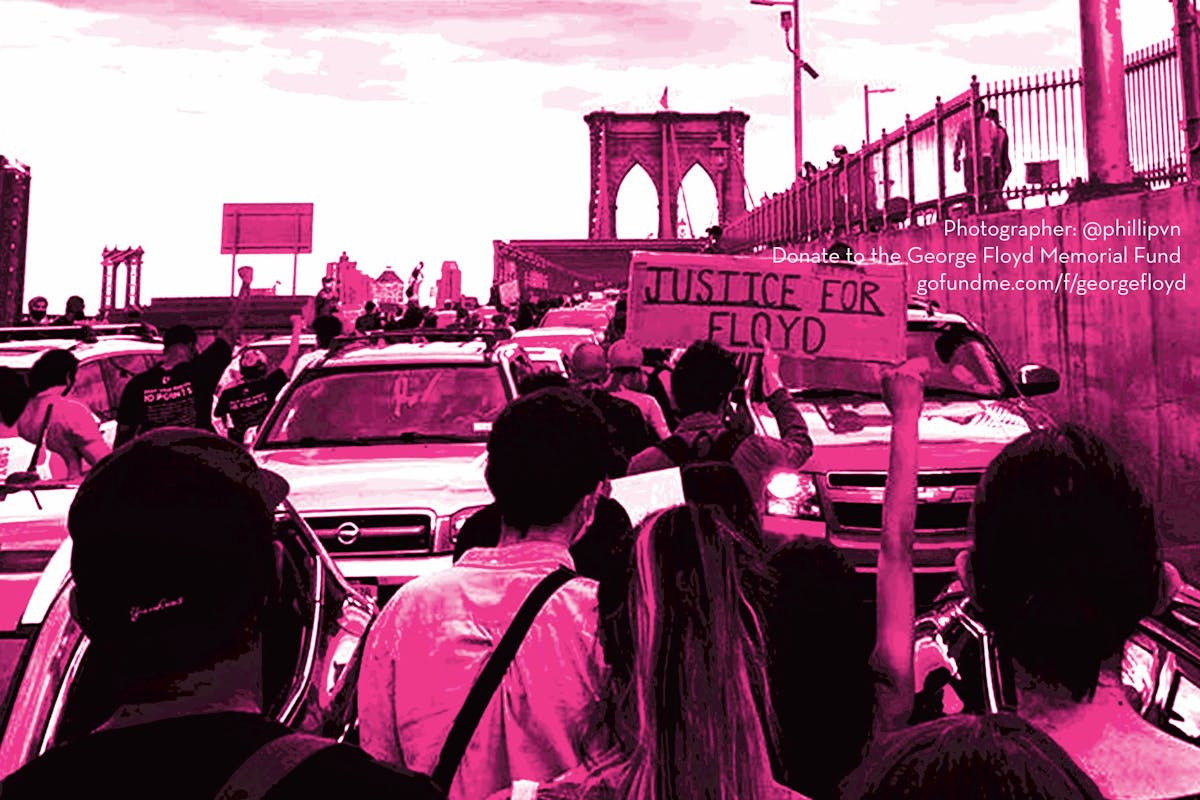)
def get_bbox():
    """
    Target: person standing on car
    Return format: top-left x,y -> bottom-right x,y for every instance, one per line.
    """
0,428 -> 444,800
114,268 -> 253,446
214,313 -> 304,445
359,389 -> 611,800
14,350 -> 109,479
627,340 -> 812,513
